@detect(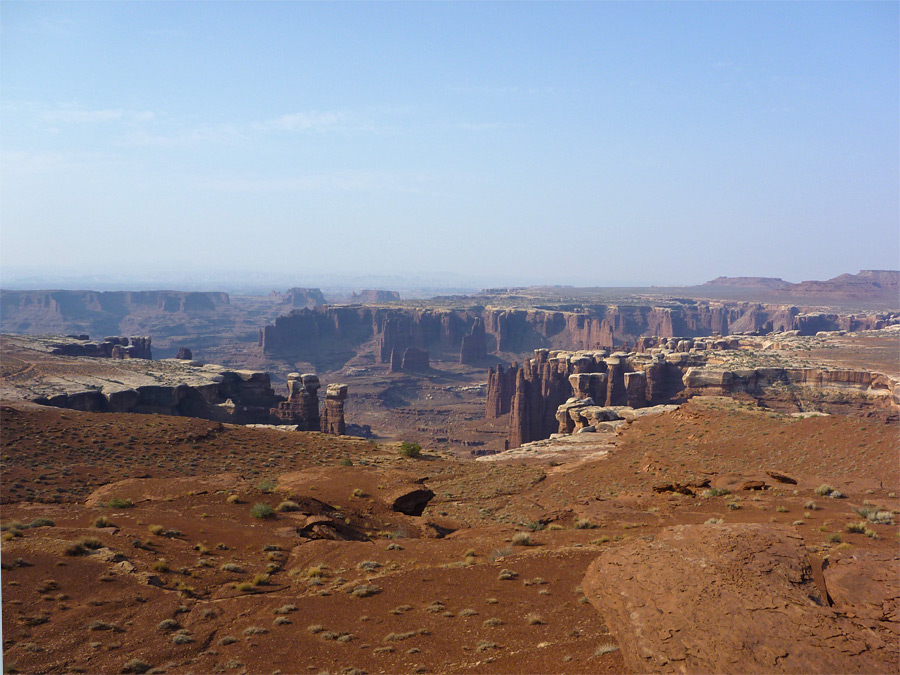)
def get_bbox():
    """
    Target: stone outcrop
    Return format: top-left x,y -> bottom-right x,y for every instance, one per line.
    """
258,304 -> 897,371
321,383 -> 348,435
348,289 -> 401,303
48,335 -> 152,360
271,373 -> 321,431
485,363 -> 519,418
280,287 -> 326,308
175,347 -> 192,360
401,347 -> 429,371
459,317 -> 487,364
582,523 -> 897,674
